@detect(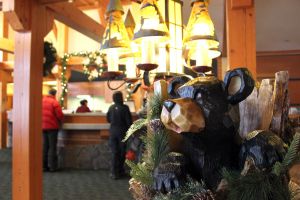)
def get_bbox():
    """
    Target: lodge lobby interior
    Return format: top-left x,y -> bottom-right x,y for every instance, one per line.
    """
1,0 -> 300,200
